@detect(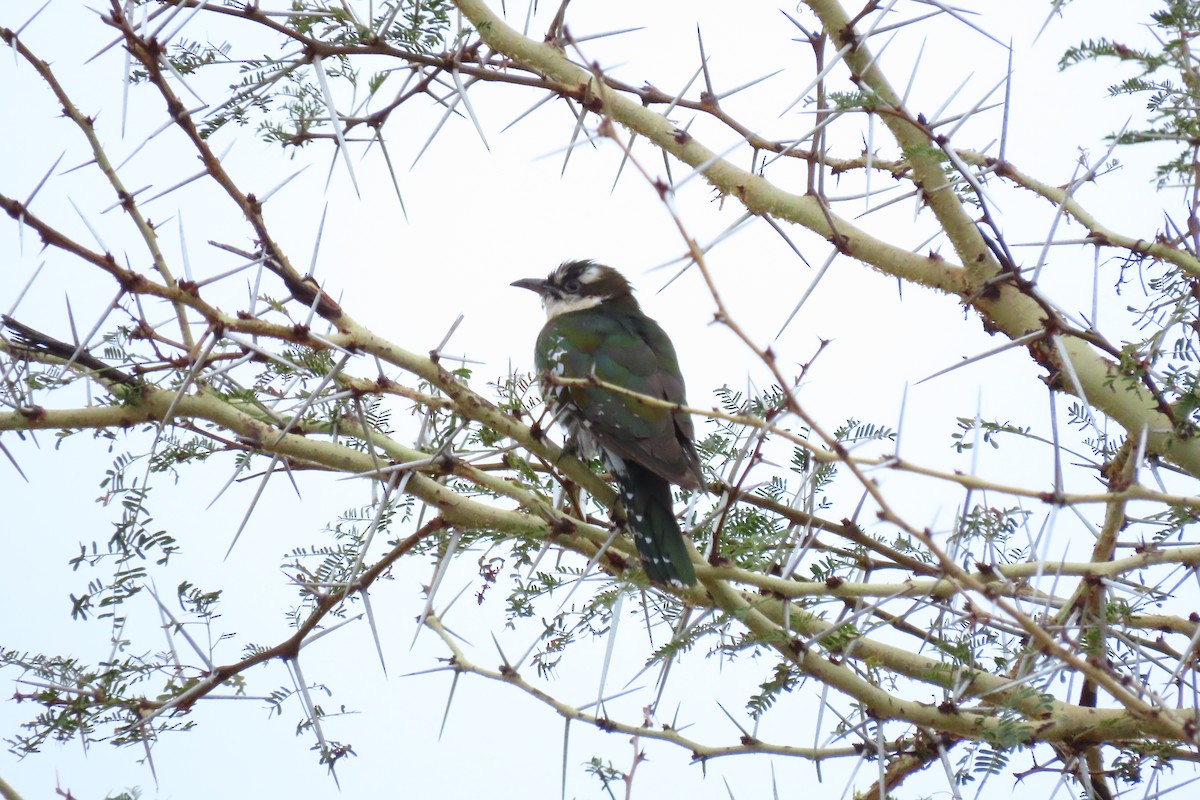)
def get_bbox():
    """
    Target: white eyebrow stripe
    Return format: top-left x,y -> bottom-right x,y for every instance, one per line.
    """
577,264 -> 603,283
